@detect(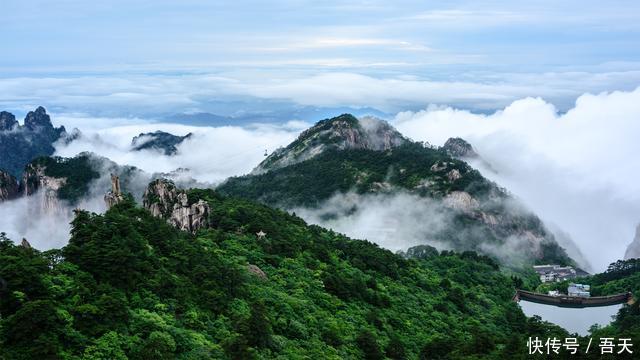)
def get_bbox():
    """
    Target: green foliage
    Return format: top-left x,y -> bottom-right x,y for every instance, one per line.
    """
218,142 -> 572,266
0,195 -> 570,359
220,142 -> 498,207
31,154 -> 100,203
